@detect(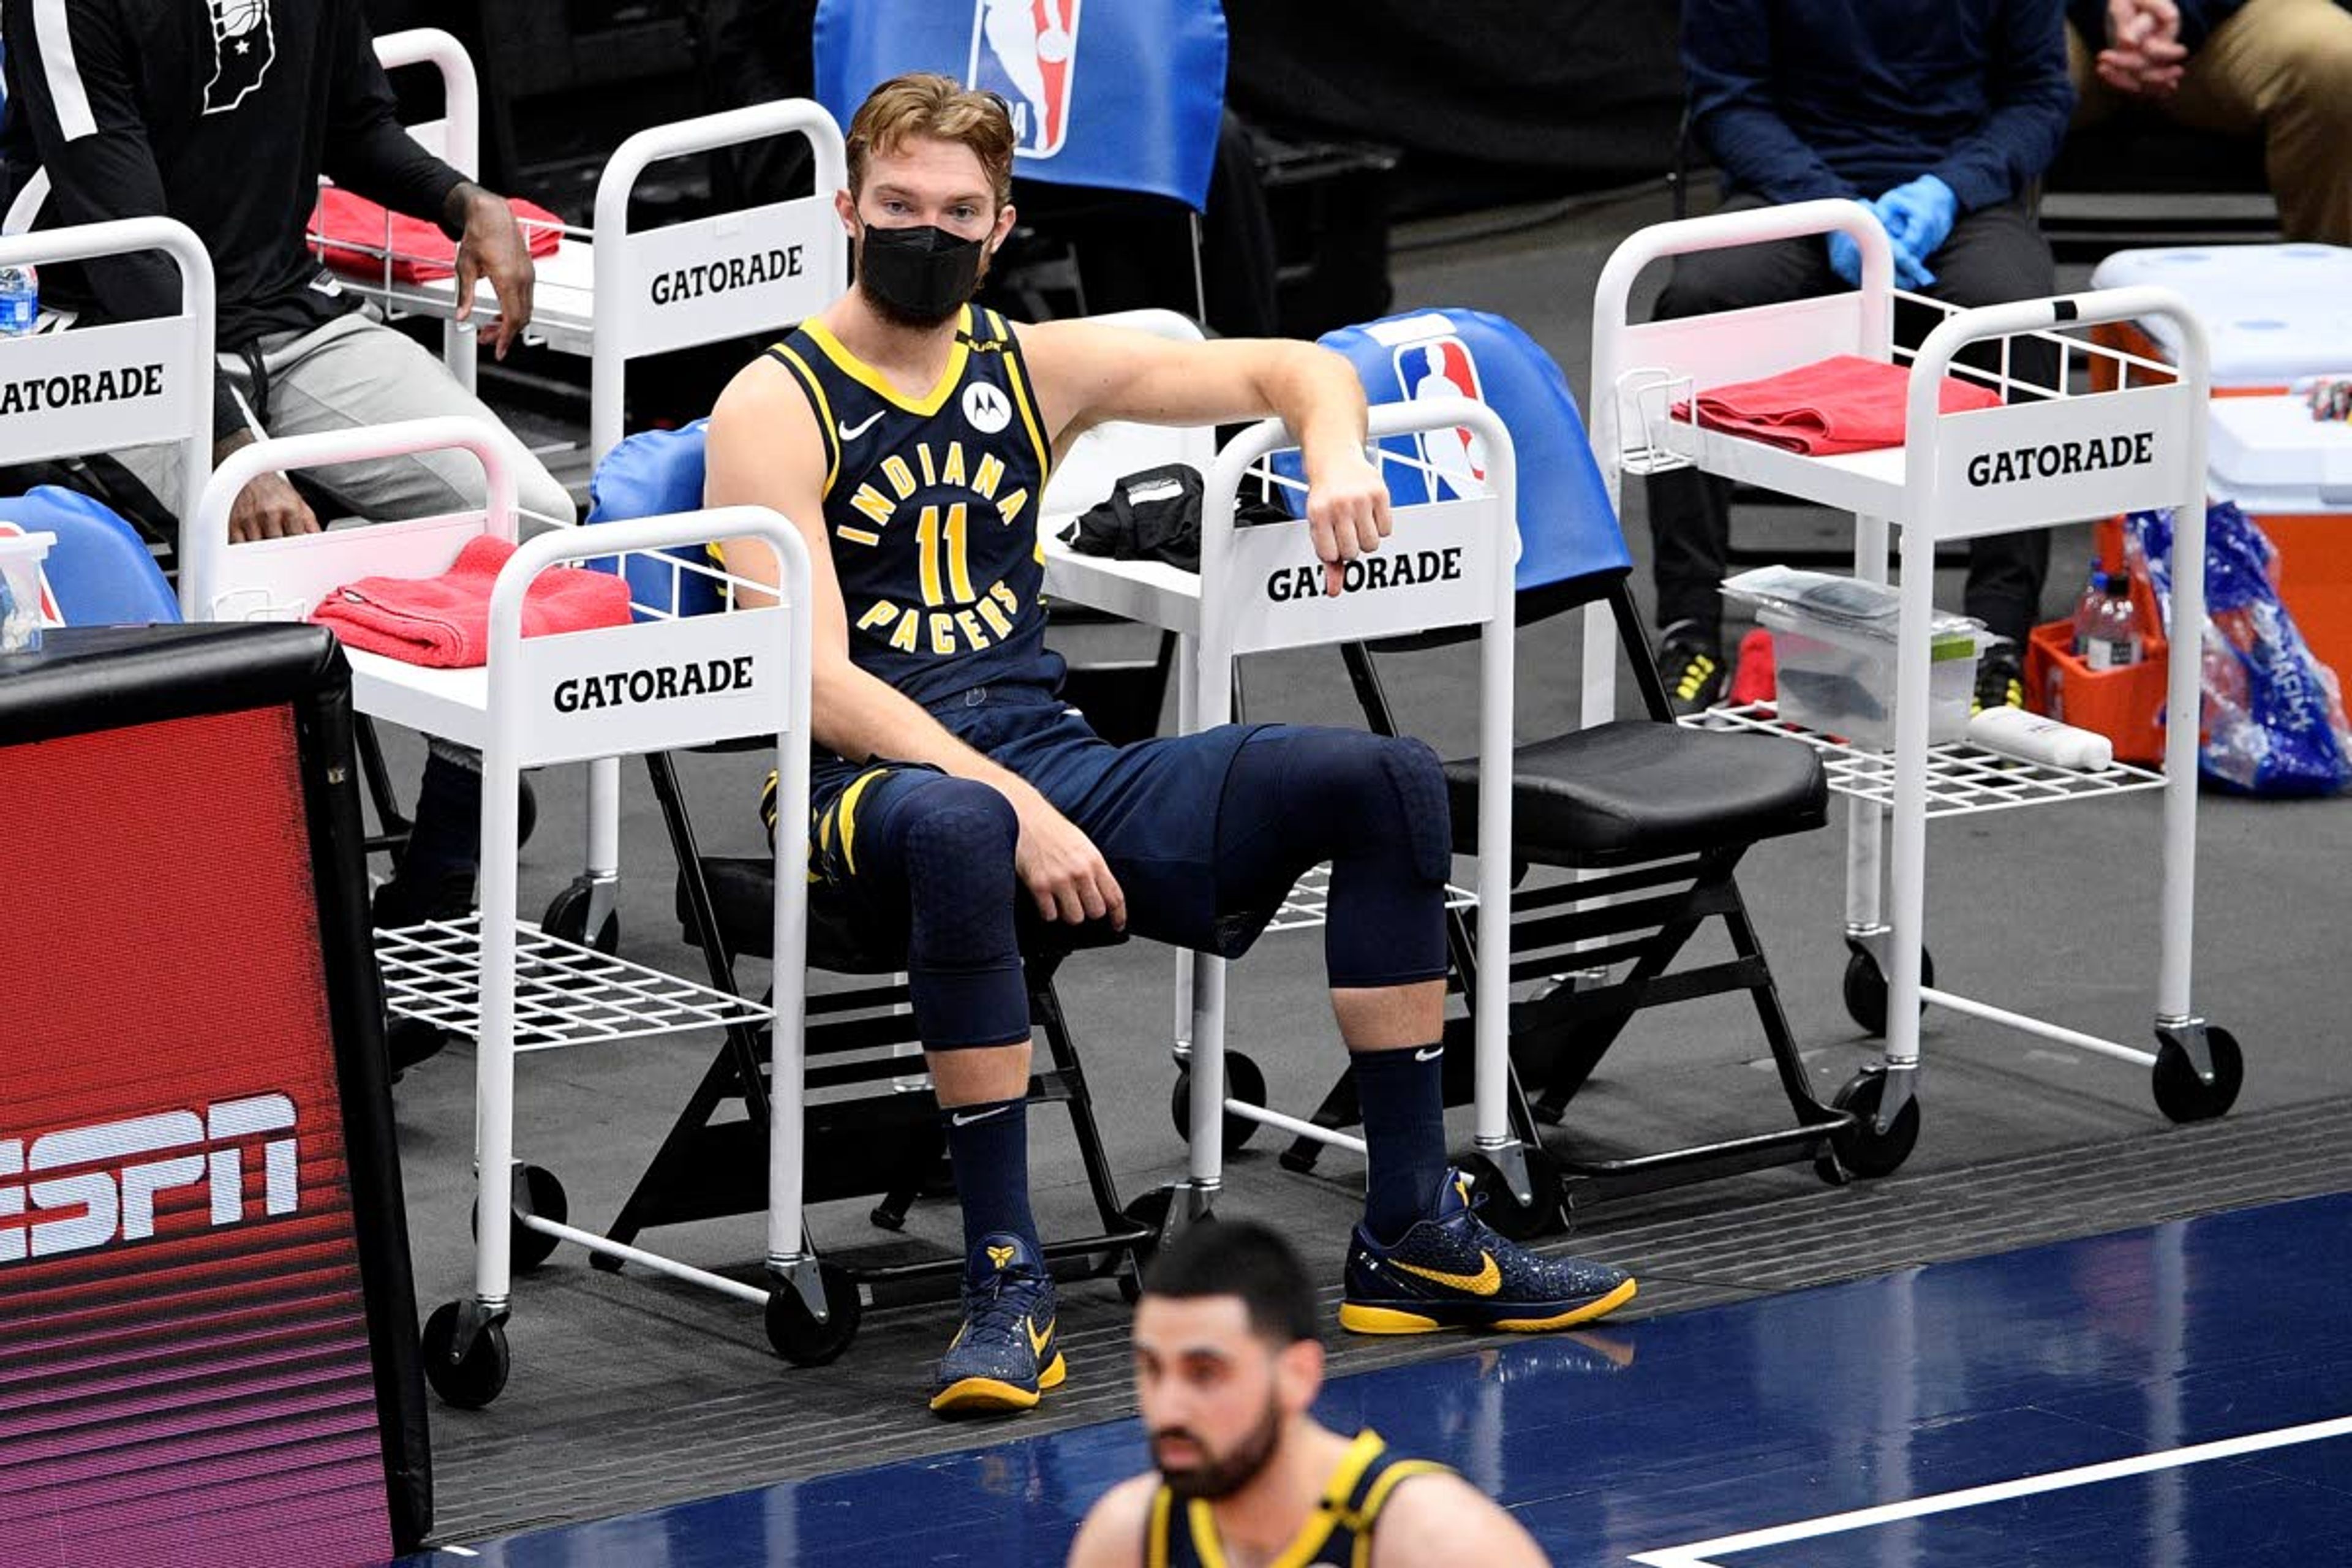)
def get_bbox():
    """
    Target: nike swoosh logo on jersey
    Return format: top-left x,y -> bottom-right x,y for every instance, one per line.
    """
1391,1252 -> 1502,1296
838,410 -> 885,442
